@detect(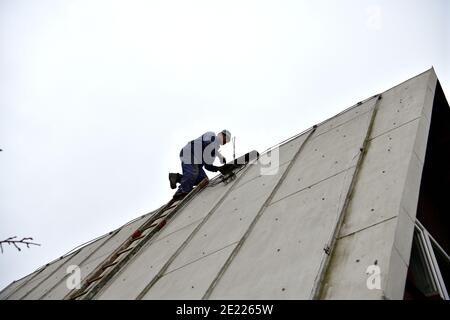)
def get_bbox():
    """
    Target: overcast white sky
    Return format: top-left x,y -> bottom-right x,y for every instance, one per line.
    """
0,0 -> 449,292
